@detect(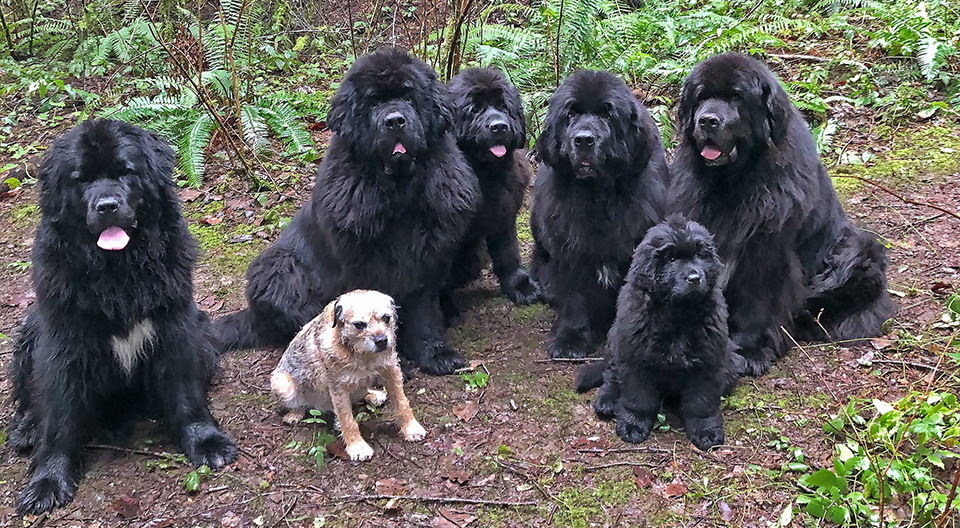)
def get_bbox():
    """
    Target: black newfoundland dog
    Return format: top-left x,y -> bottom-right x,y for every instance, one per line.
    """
442,67 -> 539,313
531,70 -> 668,359
576,215 -> 736,451
669,52 -> 892,377
212,48 -> 480,375
8,120 -> 237,515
